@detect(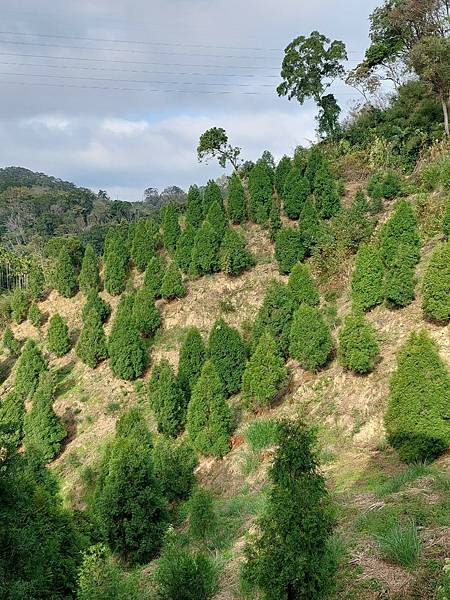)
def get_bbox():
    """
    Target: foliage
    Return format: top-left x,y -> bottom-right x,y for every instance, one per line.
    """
14,339 -> 47,399
227,172 -> 247,223
208,318 -> 247,396
177,327 -> 206,400
175,224 -> 196,273
314,163 -> 341,218
338,311 -> 379,374
219,228 -> 254,276
274,155 -> 292,200
47,313 -> 71,357
244,419 -> 279,452
378,200 -> 420,268
298,196 -> 322,255
283,169 -> 310,219
384,244 -> 416,307
149,359 -> 186,437
10,287 -> 29,324
248,159 -> 273,224
197,127 -> 242,171
206,199 -> 228,242
202,180 -> 223,217
131,287 -> 161,338
289,305 -> 333,372
162,204 -> 181,255
376,520 -> 421,568
103,228 -> 129,296
188,487 -> 218,542
79,244 -> 101,295
287,262 -> 320,307
27,262 -> 45,301
82,290 -> 111,324
0,389 -> 25,447
191,220 -> 220,275
443,194 -> 450,238
2,326 -> 20,357
76,308 -> 108,368
351,245 -> 384,311
152,436 -> 198,503
422,241 -> 450,322
144,255 -> 165,299
131,218 -> 155,273
385,330 -> 450,463
186,185 -> 204,229
269,199 -> 282,242
55,246 -> 78,298
161,262 -> 186,300
275,227 -> 305,274
28,302 -> 43,328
